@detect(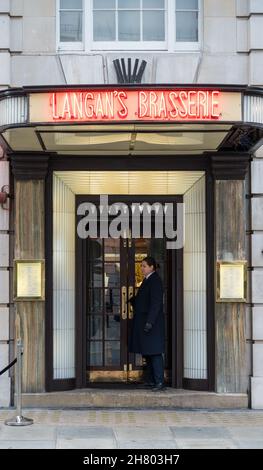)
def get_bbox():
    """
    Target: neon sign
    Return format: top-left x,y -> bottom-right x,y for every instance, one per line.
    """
49,89 -> 221,122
